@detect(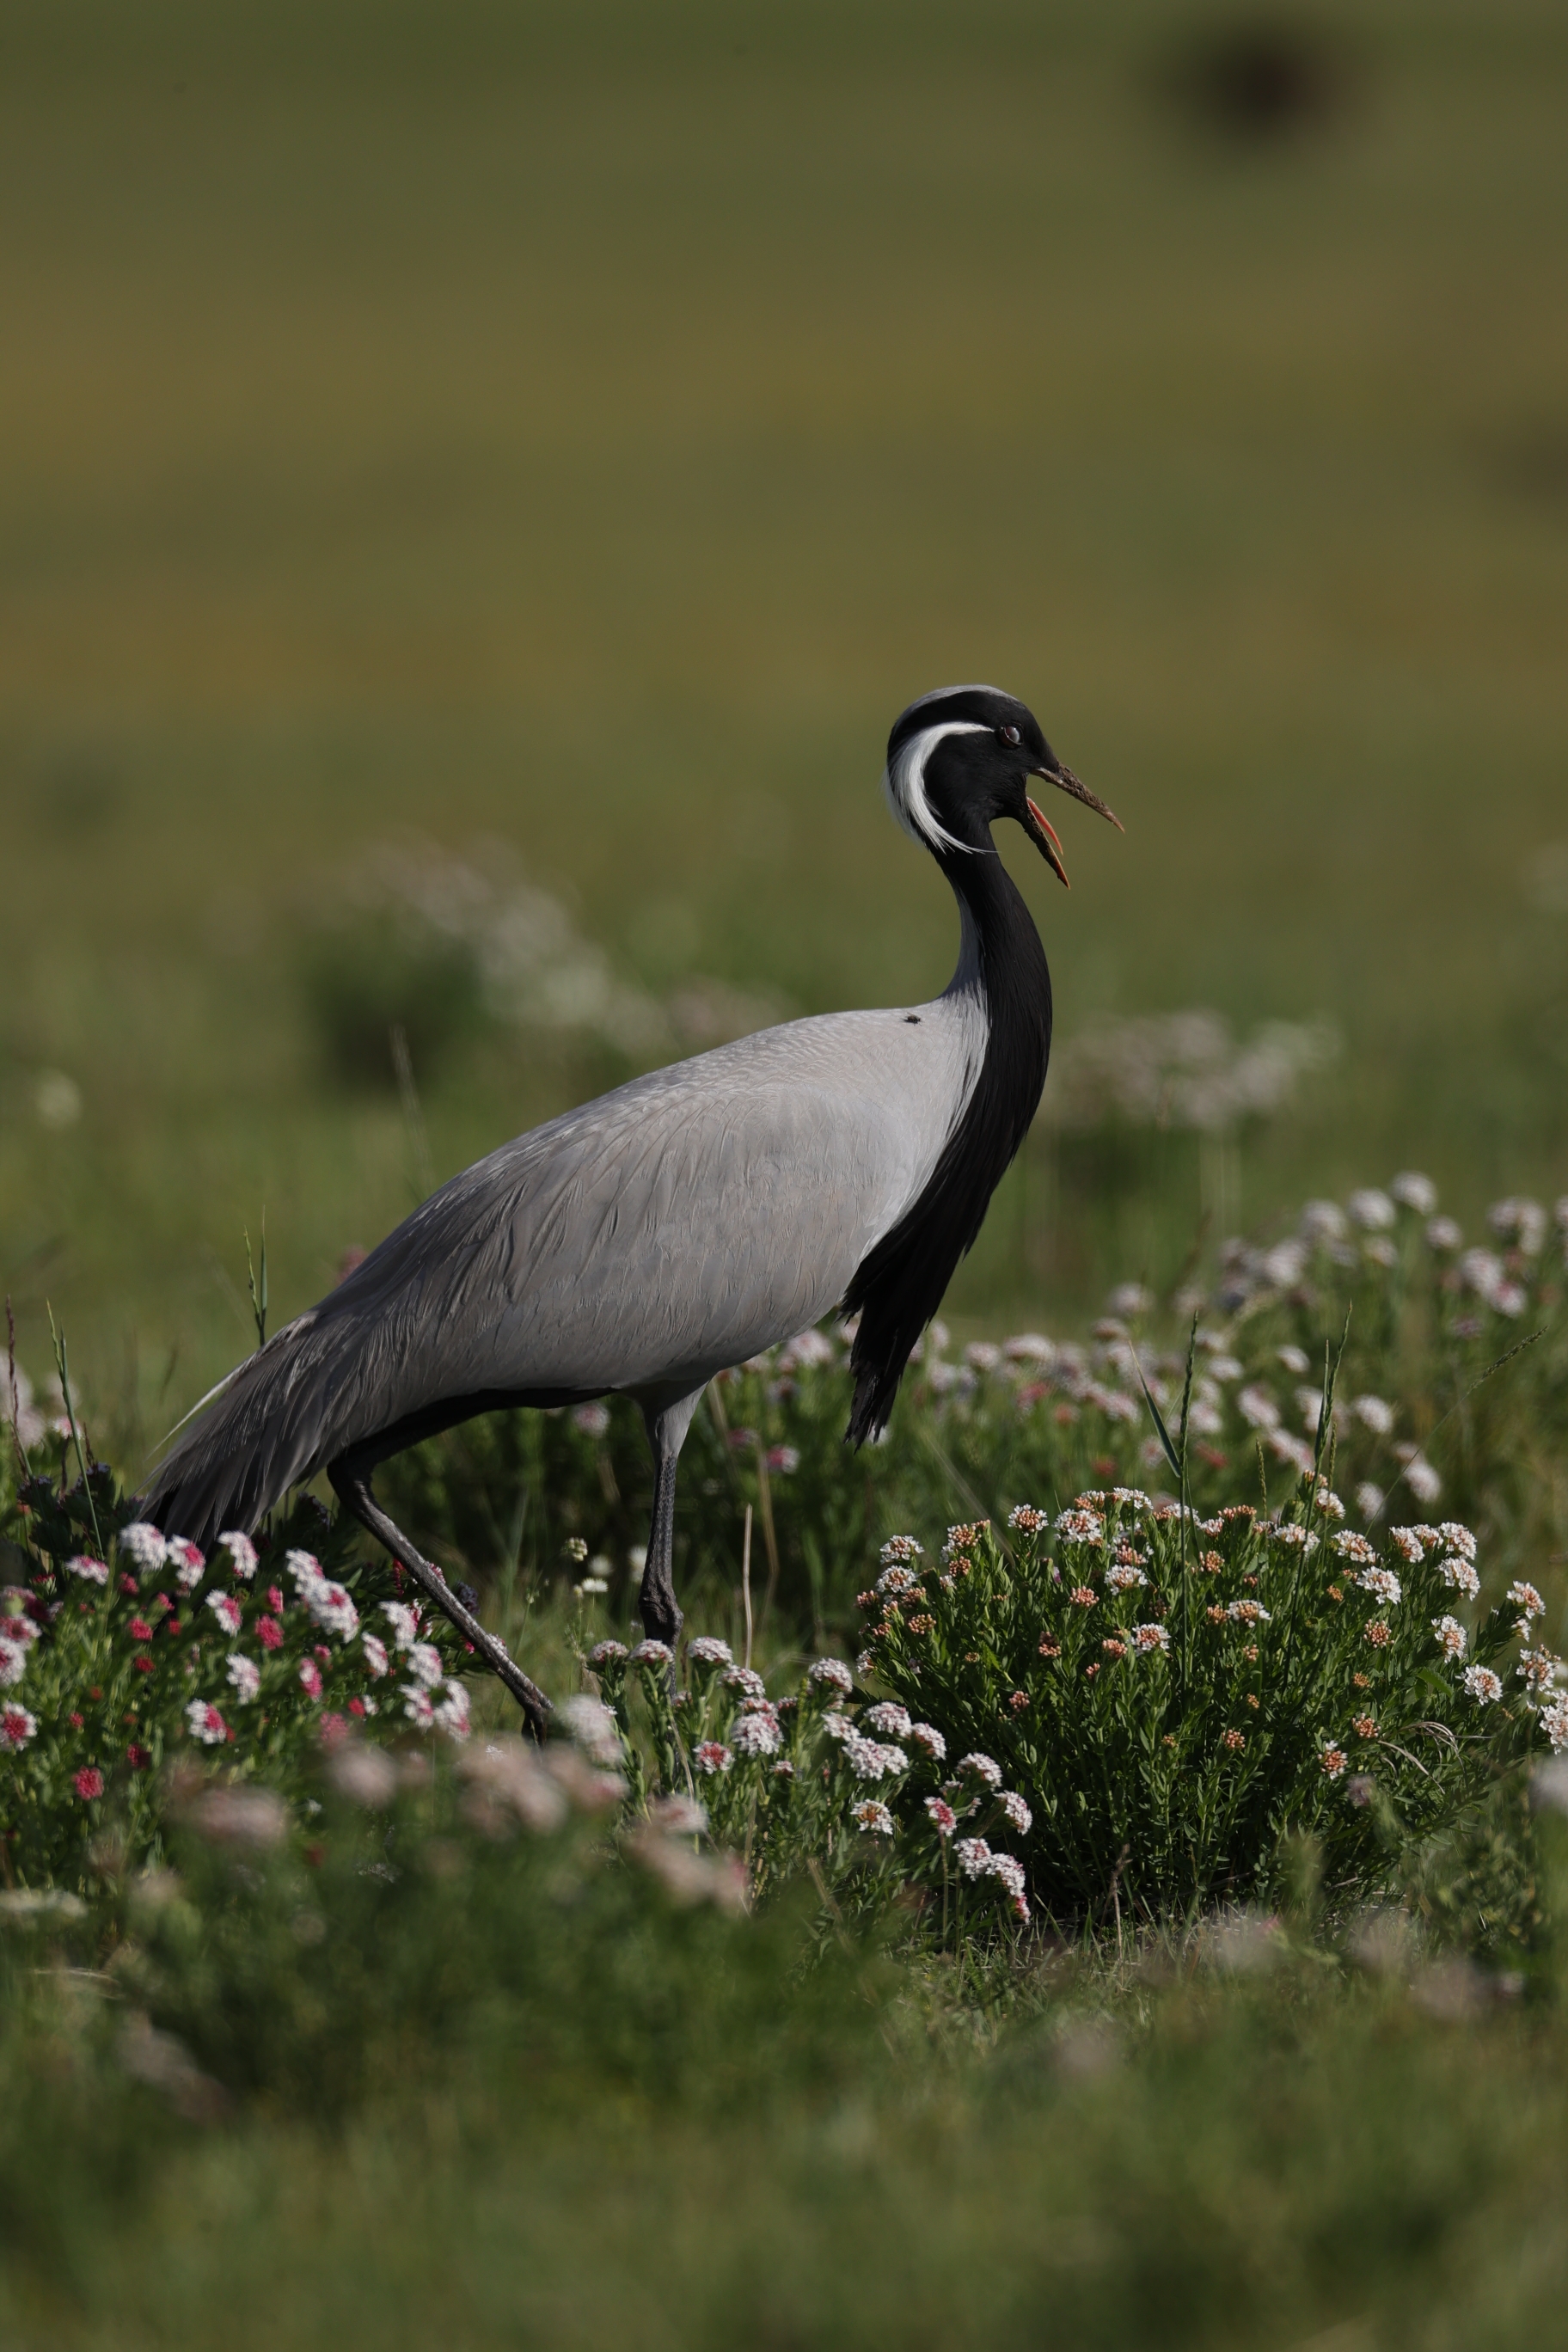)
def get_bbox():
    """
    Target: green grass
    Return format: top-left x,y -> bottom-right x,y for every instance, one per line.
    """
3,0 -> 1567,1449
